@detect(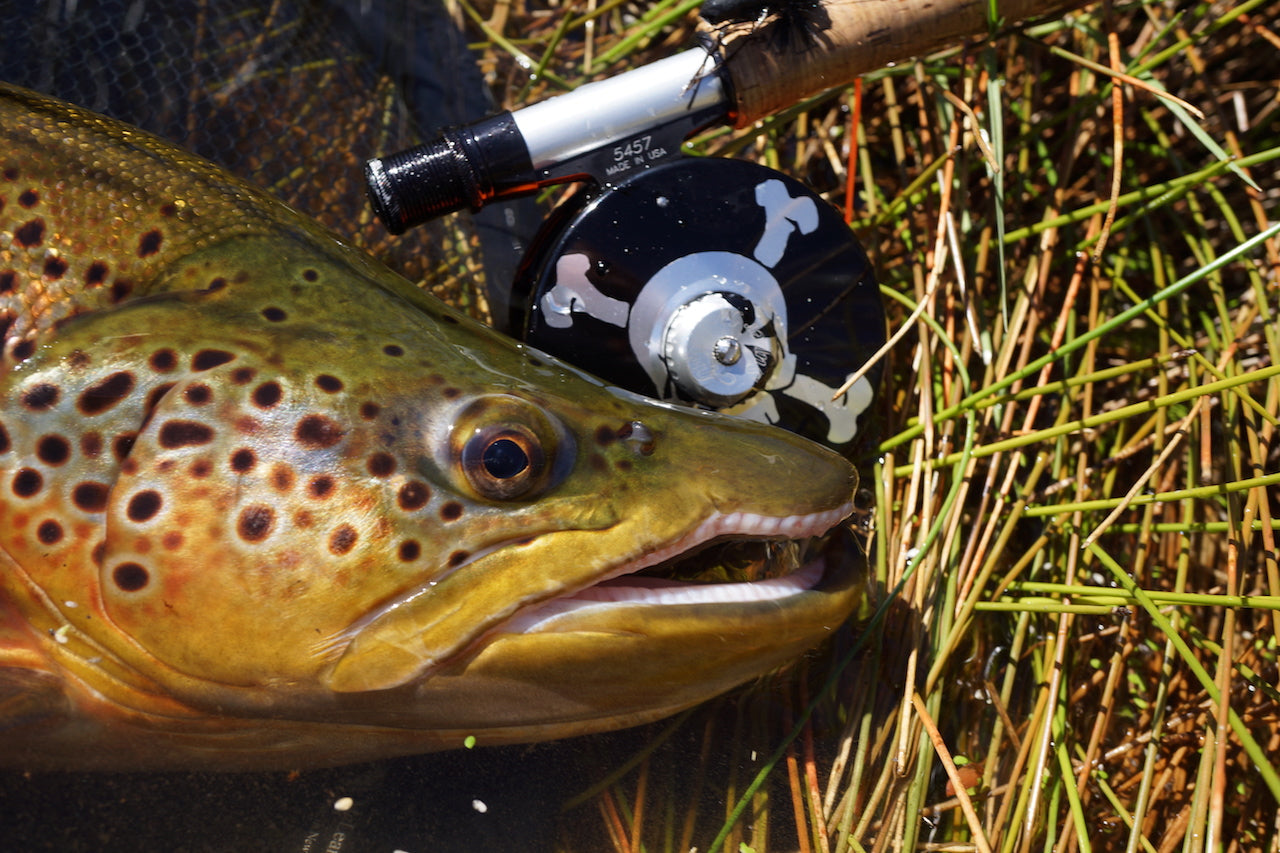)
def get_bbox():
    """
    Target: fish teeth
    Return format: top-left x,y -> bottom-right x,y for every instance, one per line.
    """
572,560 -> 825,605
620,500 -> 852,577
500,501 -> 853,635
